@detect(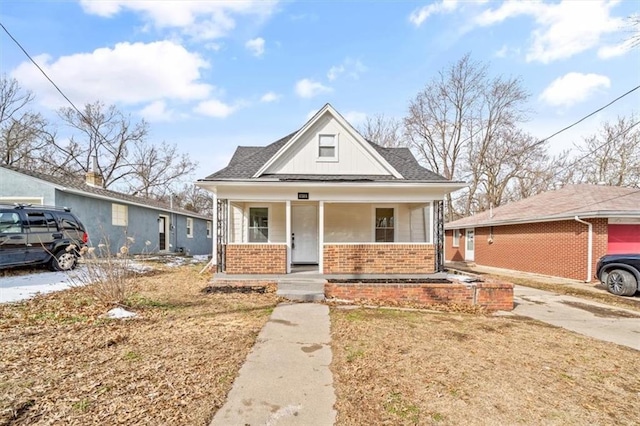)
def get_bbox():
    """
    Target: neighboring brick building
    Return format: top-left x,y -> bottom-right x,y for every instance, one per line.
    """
445,185 -> 640,282
197,103 -> 465,275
